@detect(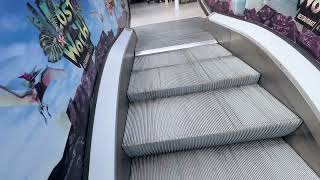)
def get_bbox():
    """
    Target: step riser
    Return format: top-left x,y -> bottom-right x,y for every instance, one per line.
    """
123,85 -> 301,157
128,74 -> 260,102
130,139 -> 319,180
133,44 -> 232,72
123,121 -> 301,157
128,55 -> 261,102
